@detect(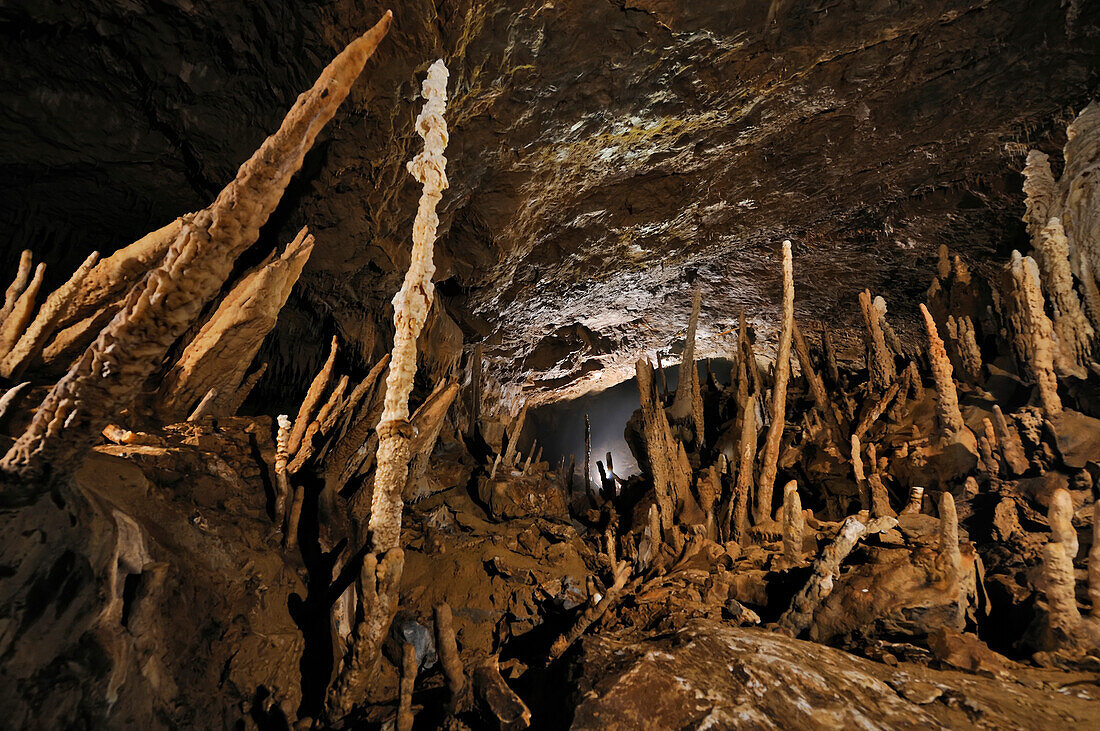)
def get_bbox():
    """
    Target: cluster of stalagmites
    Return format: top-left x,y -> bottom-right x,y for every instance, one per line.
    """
3,25 -> 1100,728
